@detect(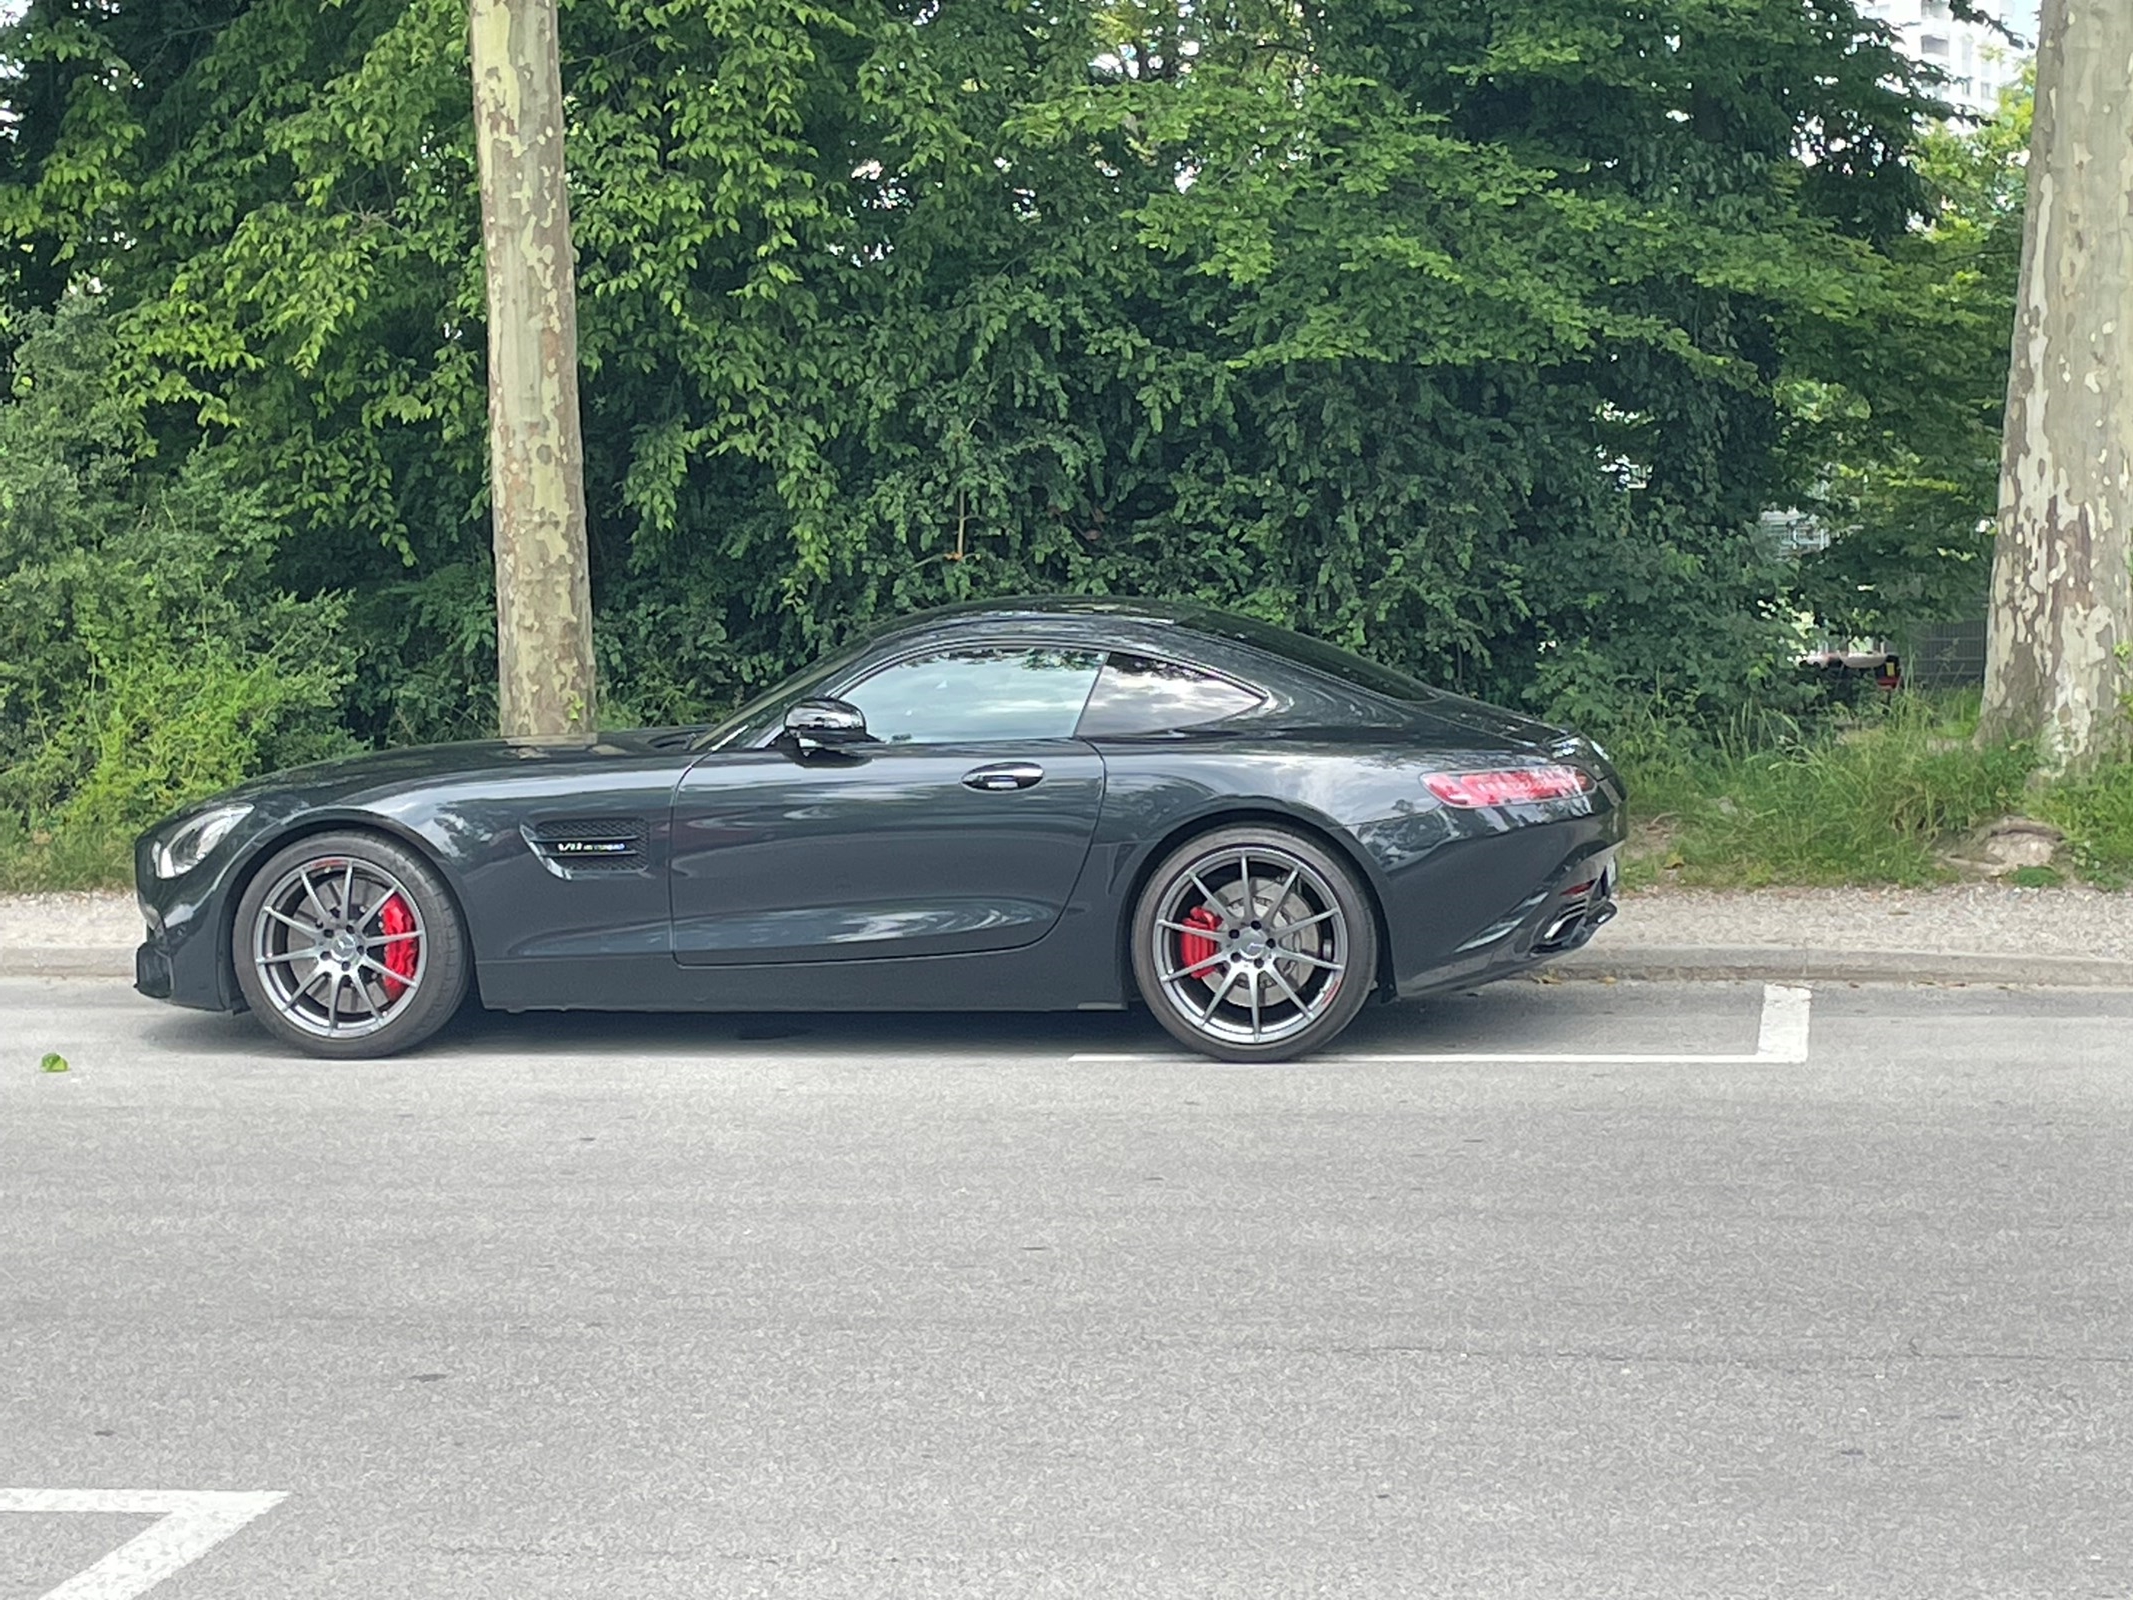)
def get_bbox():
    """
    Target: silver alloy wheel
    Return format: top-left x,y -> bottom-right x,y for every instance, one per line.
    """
250,855 -> 428,1041
1150,844 -> 1350,1047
